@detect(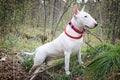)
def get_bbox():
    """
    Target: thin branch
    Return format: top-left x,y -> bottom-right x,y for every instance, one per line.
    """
85,41 -> 94,48
43,0 -> 47,44
24,62 -> 64,80
52,0 -> 74,39
85,29 -> 102,42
